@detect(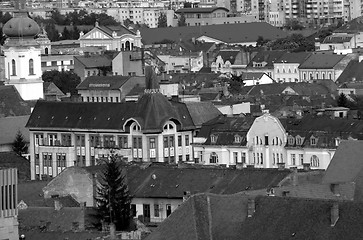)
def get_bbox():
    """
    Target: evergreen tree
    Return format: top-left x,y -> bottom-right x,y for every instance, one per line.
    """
62,26 -> 70,40
178,13 -> 186,27
157,13 -> 167,28
337,92 -> 348,107
12,130 -> 28,156
95,155 -> 133,231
